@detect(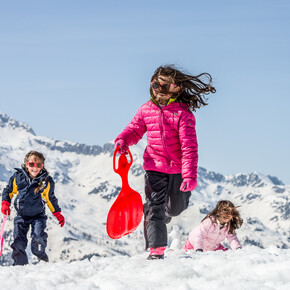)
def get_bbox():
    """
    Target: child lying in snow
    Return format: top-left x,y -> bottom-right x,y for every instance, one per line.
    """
183,200 -> 243,252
